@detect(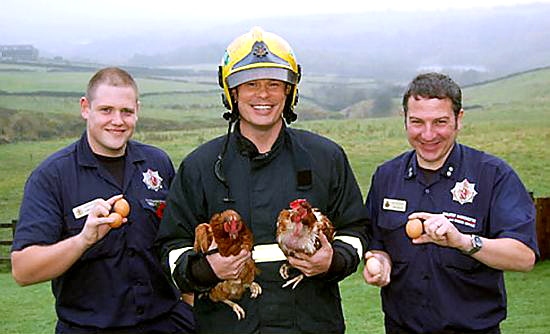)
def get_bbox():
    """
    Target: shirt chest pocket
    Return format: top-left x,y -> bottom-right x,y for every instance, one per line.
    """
64,213 -> 124,261
139,198 -> 164,224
